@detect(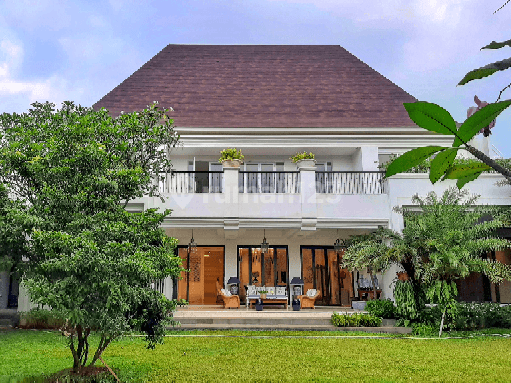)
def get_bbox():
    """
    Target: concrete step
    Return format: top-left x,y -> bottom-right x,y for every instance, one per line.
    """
171,323 -> 412,334
177,317 -> 333,326
0,318 -> 13,327
0,309 -> 19,327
